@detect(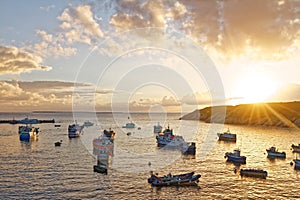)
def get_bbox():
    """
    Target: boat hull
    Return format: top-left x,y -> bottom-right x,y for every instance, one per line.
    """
266,151 -> 286,158
217,133 -> 236,142
240,169 -> 267,179
93,165 -> 107,174
151,174 -> 201,187
291,144 -> 300,153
